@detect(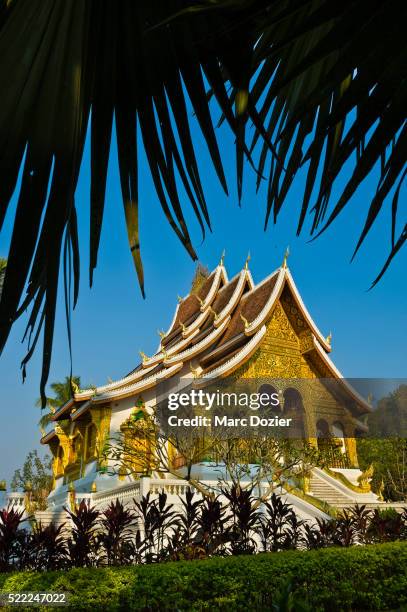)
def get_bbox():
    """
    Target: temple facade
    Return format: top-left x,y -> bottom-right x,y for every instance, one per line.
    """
39,257 -> 382,521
